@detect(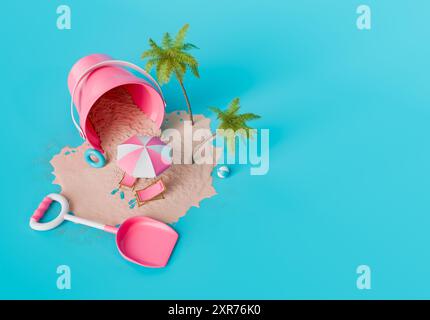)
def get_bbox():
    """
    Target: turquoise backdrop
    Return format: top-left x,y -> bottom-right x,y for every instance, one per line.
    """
1,0 -> 430,299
